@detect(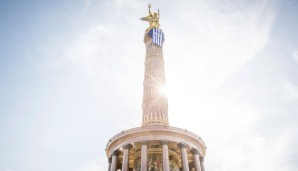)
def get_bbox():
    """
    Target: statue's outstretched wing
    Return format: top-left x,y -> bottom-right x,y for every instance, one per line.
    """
140,17 -> 148,21
140,15 -> 152,22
